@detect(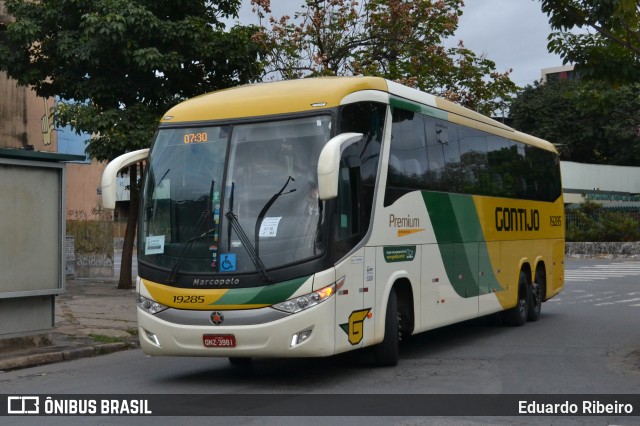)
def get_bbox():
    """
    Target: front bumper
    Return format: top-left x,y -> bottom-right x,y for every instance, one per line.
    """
137,297 -> 336,358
